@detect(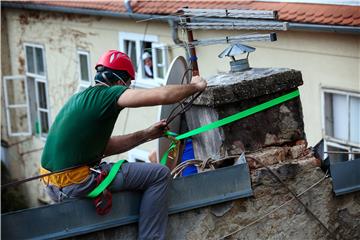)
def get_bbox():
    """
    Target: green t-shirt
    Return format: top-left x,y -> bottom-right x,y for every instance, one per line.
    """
41,85 -> 127,171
